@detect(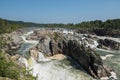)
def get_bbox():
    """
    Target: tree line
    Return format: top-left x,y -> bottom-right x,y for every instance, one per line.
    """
0,18 -> 120,34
